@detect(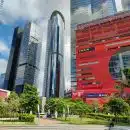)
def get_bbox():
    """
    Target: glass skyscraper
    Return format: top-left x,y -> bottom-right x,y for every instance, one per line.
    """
71,0 -> 92,90
122,0 -> 130,11
15,22 -> 43,93
71,0 -> 92,27
71,0 -> 117,90
44,11 -> 65,98
0,73 -> 5,89
91,0 -> 117,19
4,27 -> 23,91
